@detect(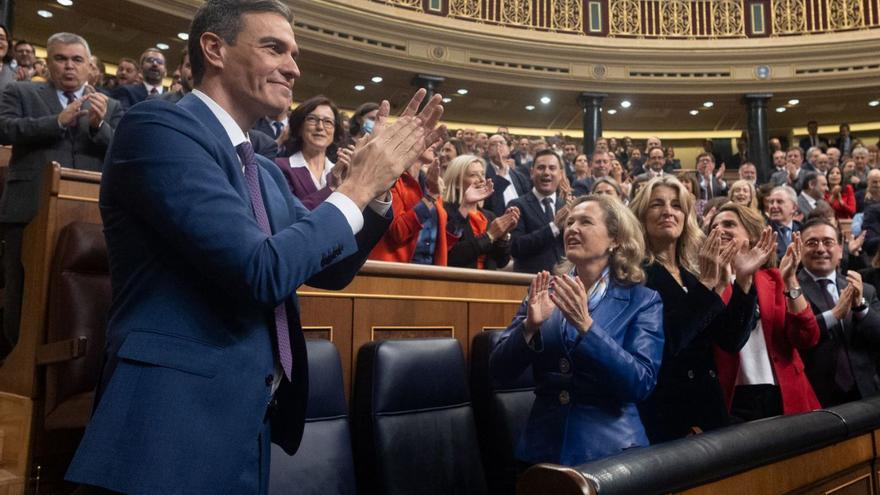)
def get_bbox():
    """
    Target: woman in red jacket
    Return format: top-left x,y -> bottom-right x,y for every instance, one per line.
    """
825,165 -> 856,219
711,202 -> 821,421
